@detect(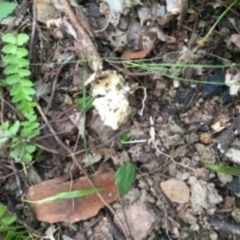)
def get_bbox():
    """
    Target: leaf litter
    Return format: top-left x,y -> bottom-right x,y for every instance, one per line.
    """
1,0 -> 240,239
